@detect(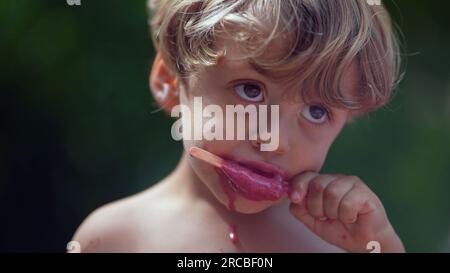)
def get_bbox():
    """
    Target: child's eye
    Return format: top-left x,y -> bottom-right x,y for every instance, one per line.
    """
233,83 -> 264,102
301,105 -> 330,124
